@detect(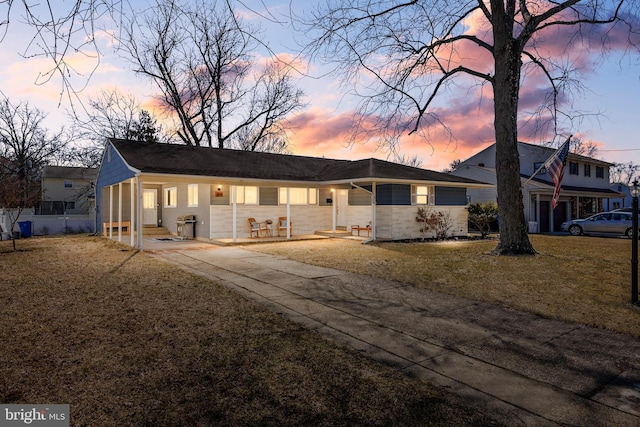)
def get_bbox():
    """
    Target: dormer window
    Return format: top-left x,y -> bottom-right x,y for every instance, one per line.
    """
534,162 -> 546,174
